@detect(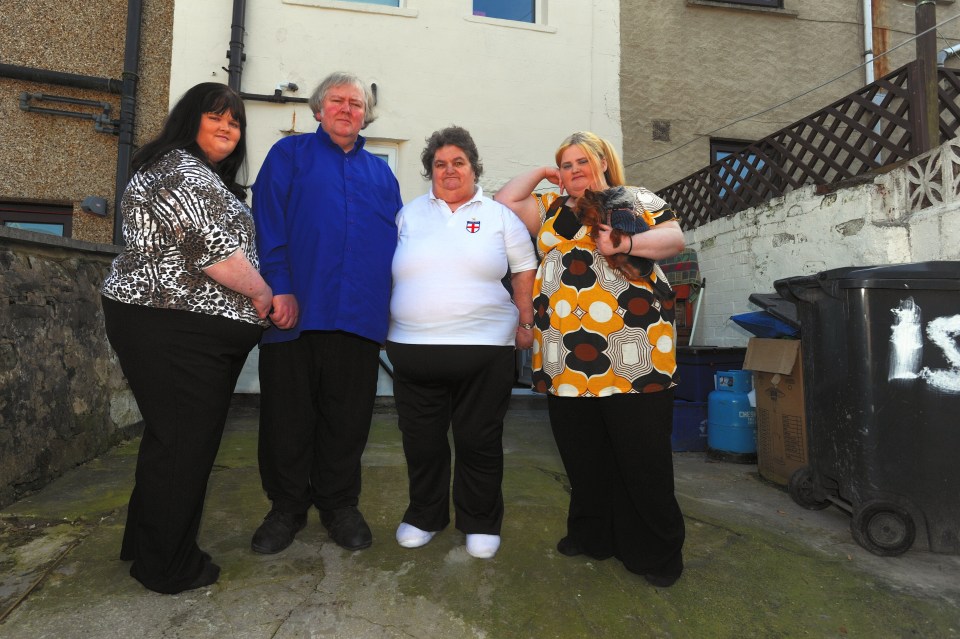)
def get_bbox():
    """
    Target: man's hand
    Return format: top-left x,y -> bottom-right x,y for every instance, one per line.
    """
269,293 -> 299,329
